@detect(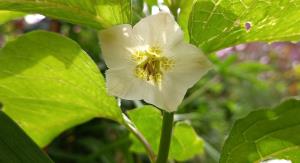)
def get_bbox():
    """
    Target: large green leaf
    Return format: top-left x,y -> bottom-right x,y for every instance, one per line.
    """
0,31 -> 122,147
0,0 -> 131,29
128,106 -> 204,161
0,10 -> 24,24
0,110 -> 53,163
177,0 -> 194,40
220,99 -> 300,163
189,0 -> 300,53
